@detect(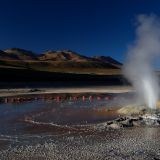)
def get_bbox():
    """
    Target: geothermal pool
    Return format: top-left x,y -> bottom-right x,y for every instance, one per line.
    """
0,93 -> 160,159
0,95 -> 121,136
